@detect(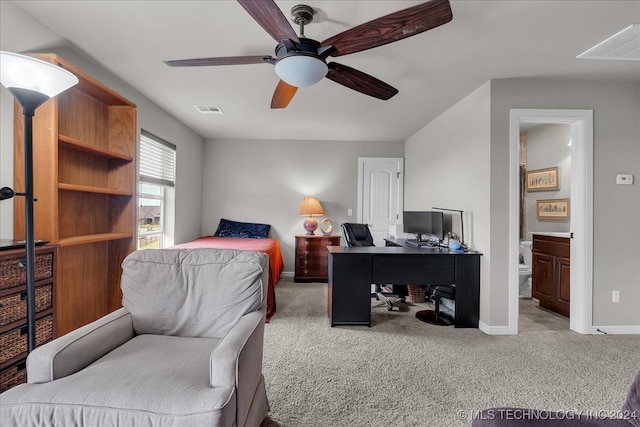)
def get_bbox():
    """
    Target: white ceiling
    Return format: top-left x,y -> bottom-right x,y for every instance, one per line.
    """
3,0 -> 640,142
